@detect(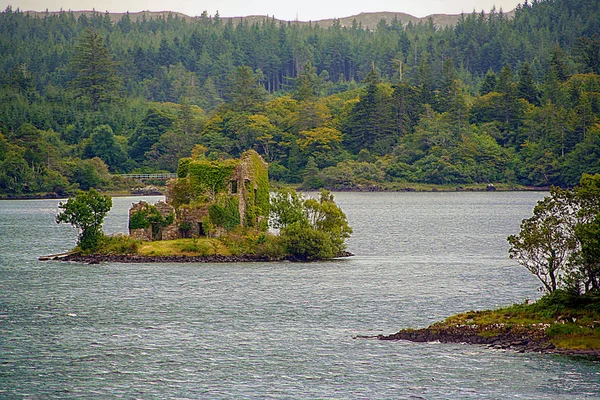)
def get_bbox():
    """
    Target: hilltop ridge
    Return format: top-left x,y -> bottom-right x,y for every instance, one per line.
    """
21,9 -> 514,28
